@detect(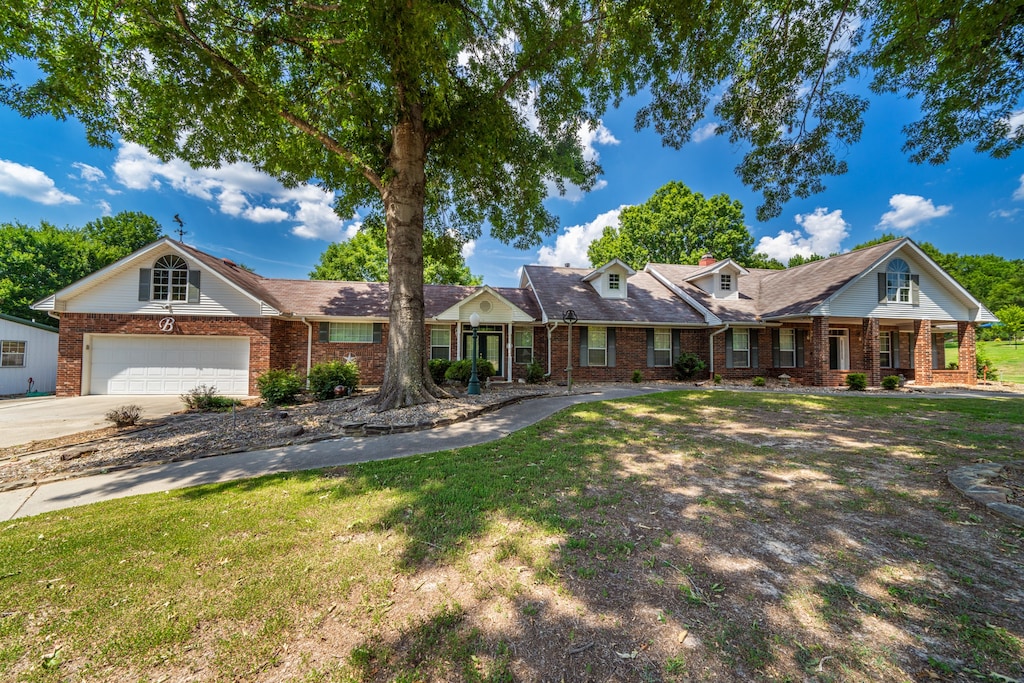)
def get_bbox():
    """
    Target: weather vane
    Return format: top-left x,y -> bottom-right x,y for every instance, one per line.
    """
172,214 -> 186,242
